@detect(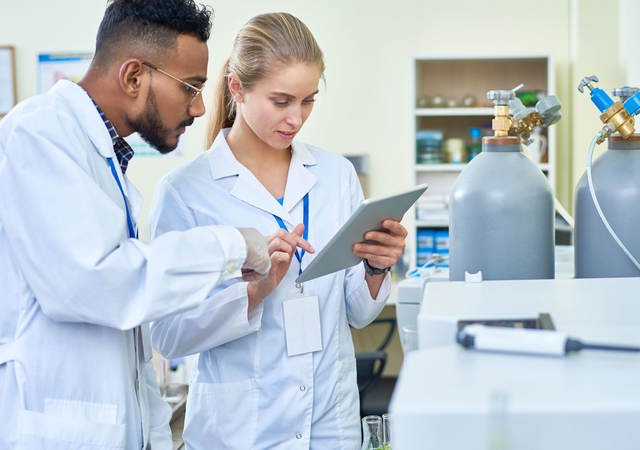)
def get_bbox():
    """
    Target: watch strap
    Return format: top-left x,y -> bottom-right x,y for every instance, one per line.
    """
363,259 -> 391,276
